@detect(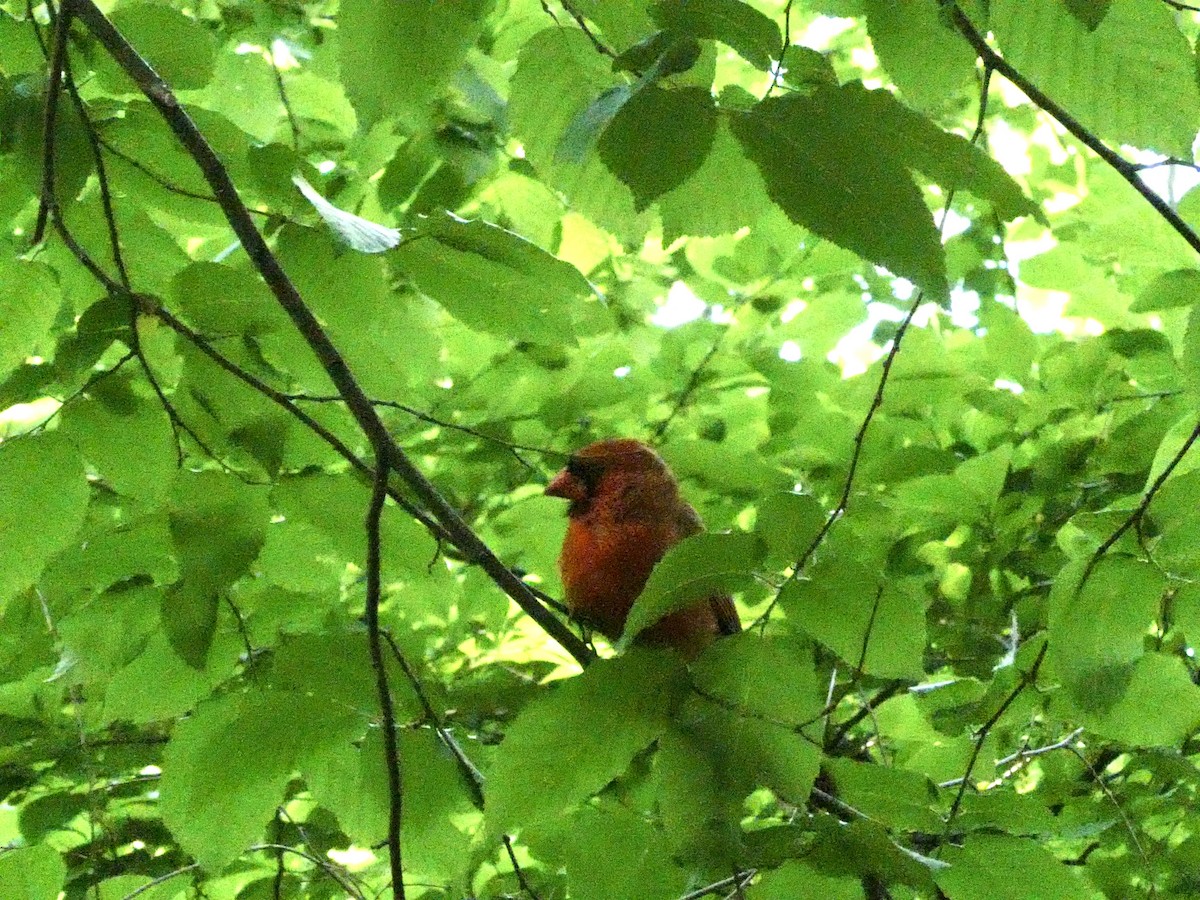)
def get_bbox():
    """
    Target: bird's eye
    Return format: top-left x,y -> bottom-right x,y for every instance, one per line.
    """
566,457 -> 601,493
